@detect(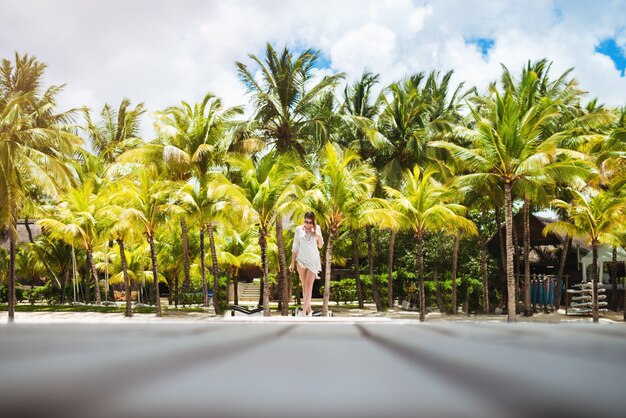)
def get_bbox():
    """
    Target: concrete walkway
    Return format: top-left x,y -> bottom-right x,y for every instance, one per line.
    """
1,317 -> 625,418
